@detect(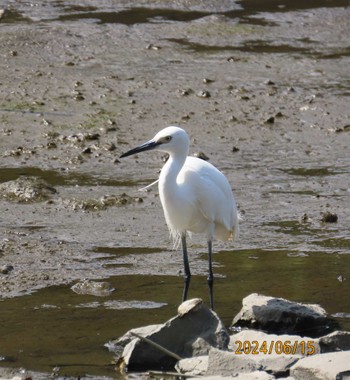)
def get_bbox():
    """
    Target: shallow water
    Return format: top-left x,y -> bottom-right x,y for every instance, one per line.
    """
0,248 -> 350,377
